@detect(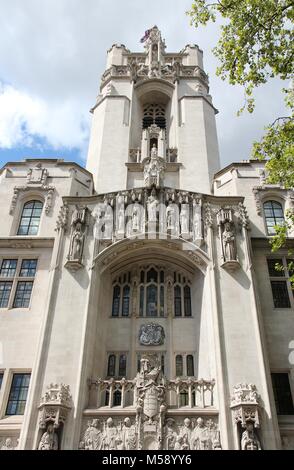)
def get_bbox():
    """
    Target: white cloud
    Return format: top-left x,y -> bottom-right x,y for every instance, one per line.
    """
0,81 -> 90,153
